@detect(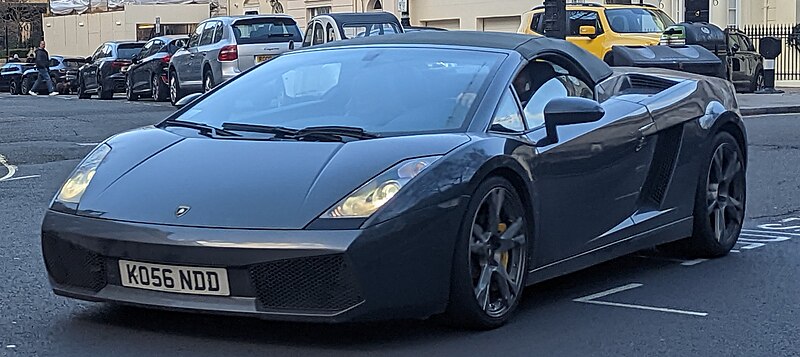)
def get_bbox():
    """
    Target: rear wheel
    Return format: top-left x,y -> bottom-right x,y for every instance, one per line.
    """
98,80 -> 113,100
152,74 -> 168,102
126,77 -> 138,101
676,132 -> 746,257
169,70 -> 183,106
203,69 -> 215,93
444,176 -> 529,330
21,77 -> 31,94
749,68 -> 764,93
